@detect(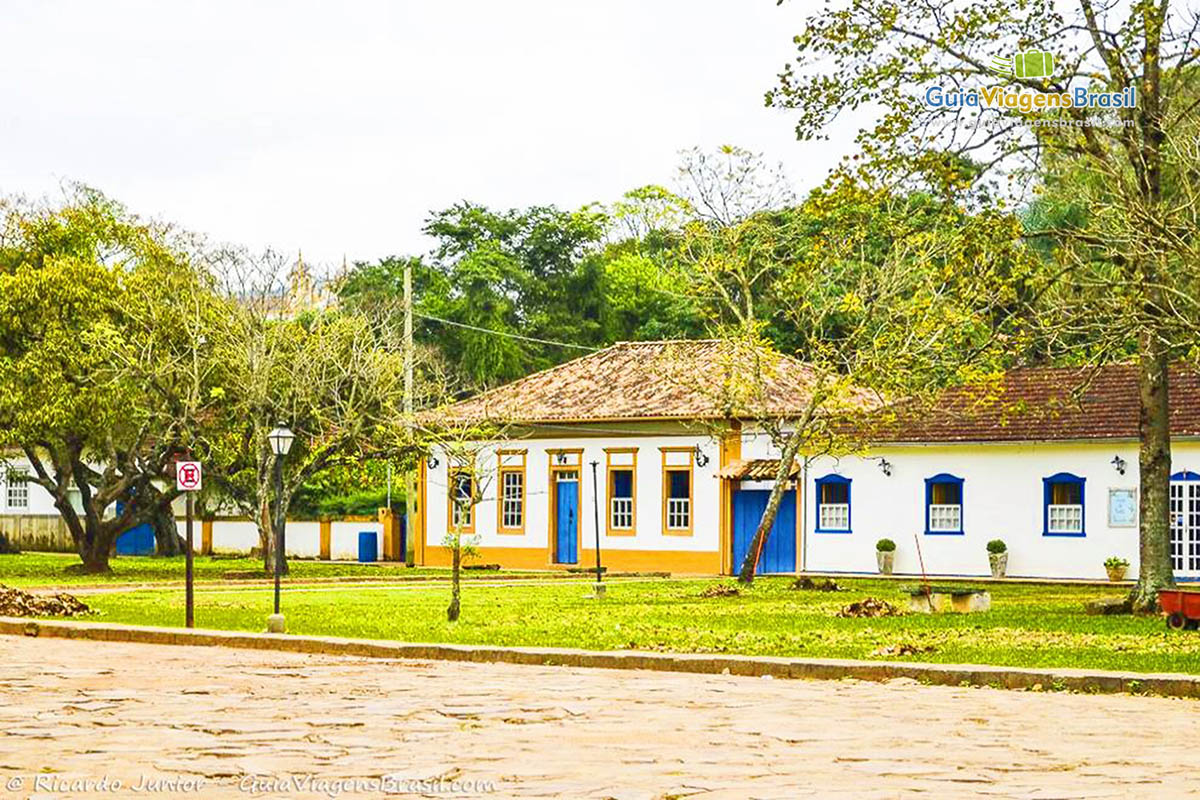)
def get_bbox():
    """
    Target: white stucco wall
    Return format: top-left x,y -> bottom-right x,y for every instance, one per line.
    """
170,518 -> 382,560
330,520 -> 381,561
744,428 -> 1199,580
425,433 -> 722,558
